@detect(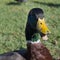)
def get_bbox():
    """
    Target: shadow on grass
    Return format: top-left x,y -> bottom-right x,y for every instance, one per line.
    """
33,1 -> 60,8
6,2 -> 22,5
